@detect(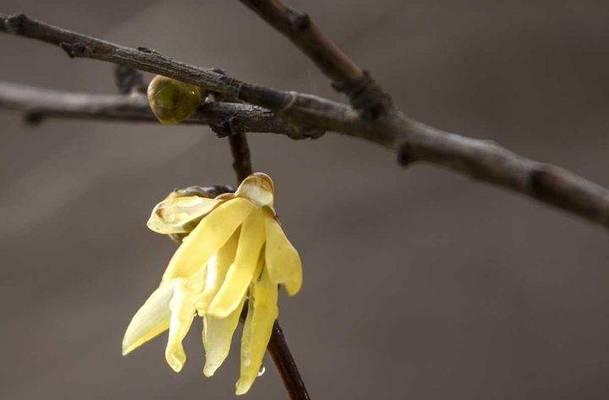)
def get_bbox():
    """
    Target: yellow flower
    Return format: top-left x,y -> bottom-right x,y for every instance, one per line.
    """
122,173 -> 302,395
